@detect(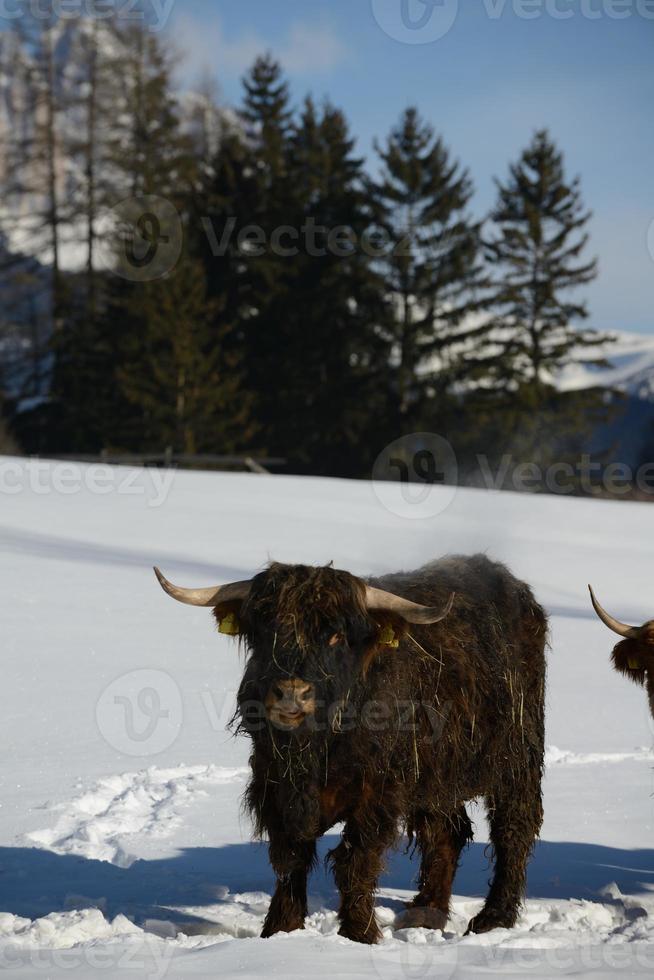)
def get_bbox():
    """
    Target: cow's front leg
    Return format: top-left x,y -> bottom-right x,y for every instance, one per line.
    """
329,815 -> 397,944
261,836 -> 316,938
